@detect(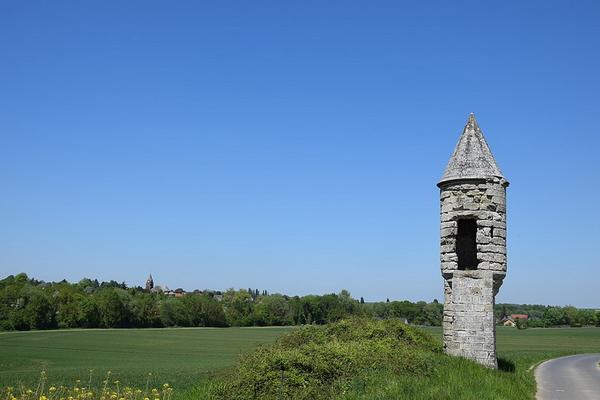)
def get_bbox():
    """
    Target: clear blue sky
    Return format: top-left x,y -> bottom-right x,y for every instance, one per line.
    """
1,1 -> 599,307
